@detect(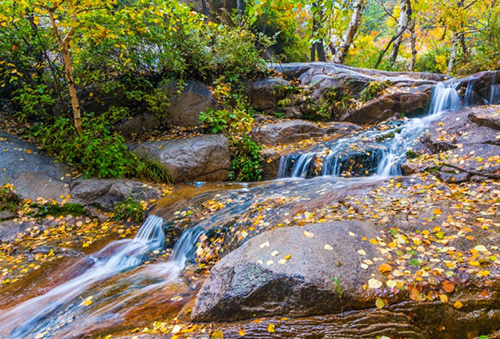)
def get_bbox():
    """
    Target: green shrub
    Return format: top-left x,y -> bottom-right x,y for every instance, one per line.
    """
32,116 -> 171,183
113,197 -> 145,223
29,202 -> 88,219
359,81 -> 392,102
0,184 -> 21,214
229,135 -> 263,182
